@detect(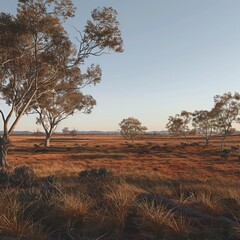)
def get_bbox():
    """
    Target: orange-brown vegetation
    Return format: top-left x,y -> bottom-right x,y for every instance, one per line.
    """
8,134 -> 240,179
0,134 -> 239,240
